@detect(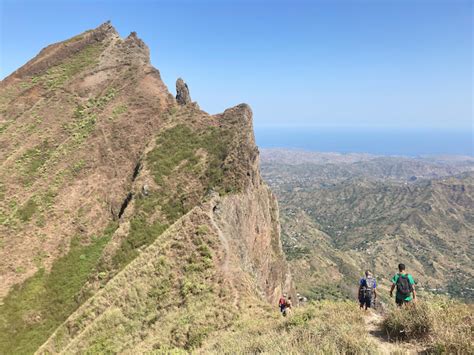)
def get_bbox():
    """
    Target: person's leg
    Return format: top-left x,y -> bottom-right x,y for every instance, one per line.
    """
396,298 -> 403,307
365,297 -> 371,310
